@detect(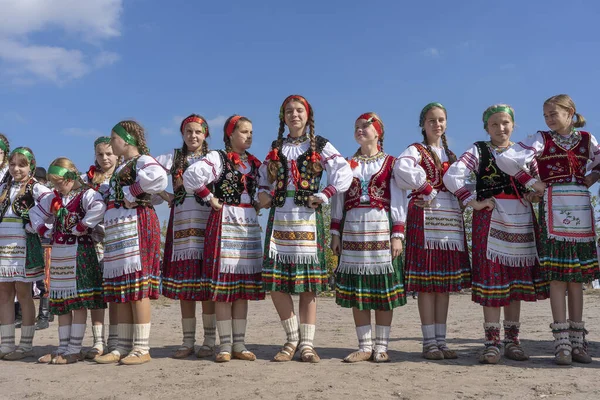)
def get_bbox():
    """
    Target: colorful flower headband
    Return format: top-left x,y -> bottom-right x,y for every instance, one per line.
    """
181,116 -> 209,136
